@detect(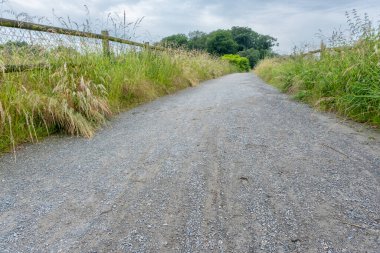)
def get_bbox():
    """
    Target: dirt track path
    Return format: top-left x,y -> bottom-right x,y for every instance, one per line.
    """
1,73 -> 379,252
